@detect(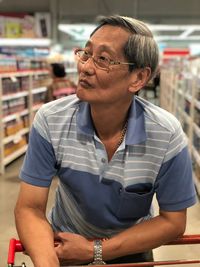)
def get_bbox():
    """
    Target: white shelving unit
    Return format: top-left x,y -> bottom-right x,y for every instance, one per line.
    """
0,69 -> 50,174
160,57 -> 200,196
